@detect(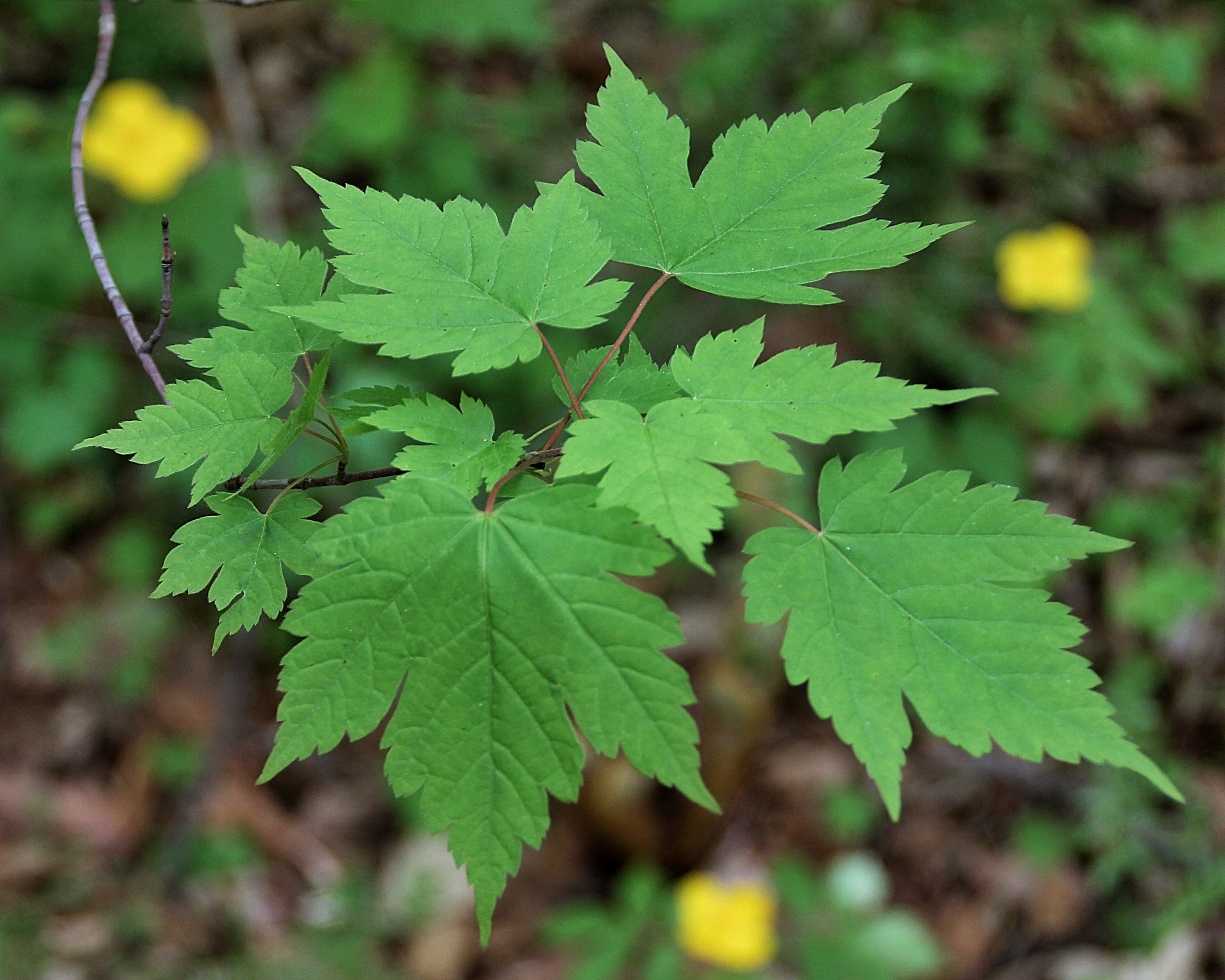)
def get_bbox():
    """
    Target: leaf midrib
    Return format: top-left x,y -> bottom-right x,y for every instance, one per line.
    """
820,534 -> 1092,740
350,198 -> 527,325
494,516 -> 691,773
672,110 -> 873,273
